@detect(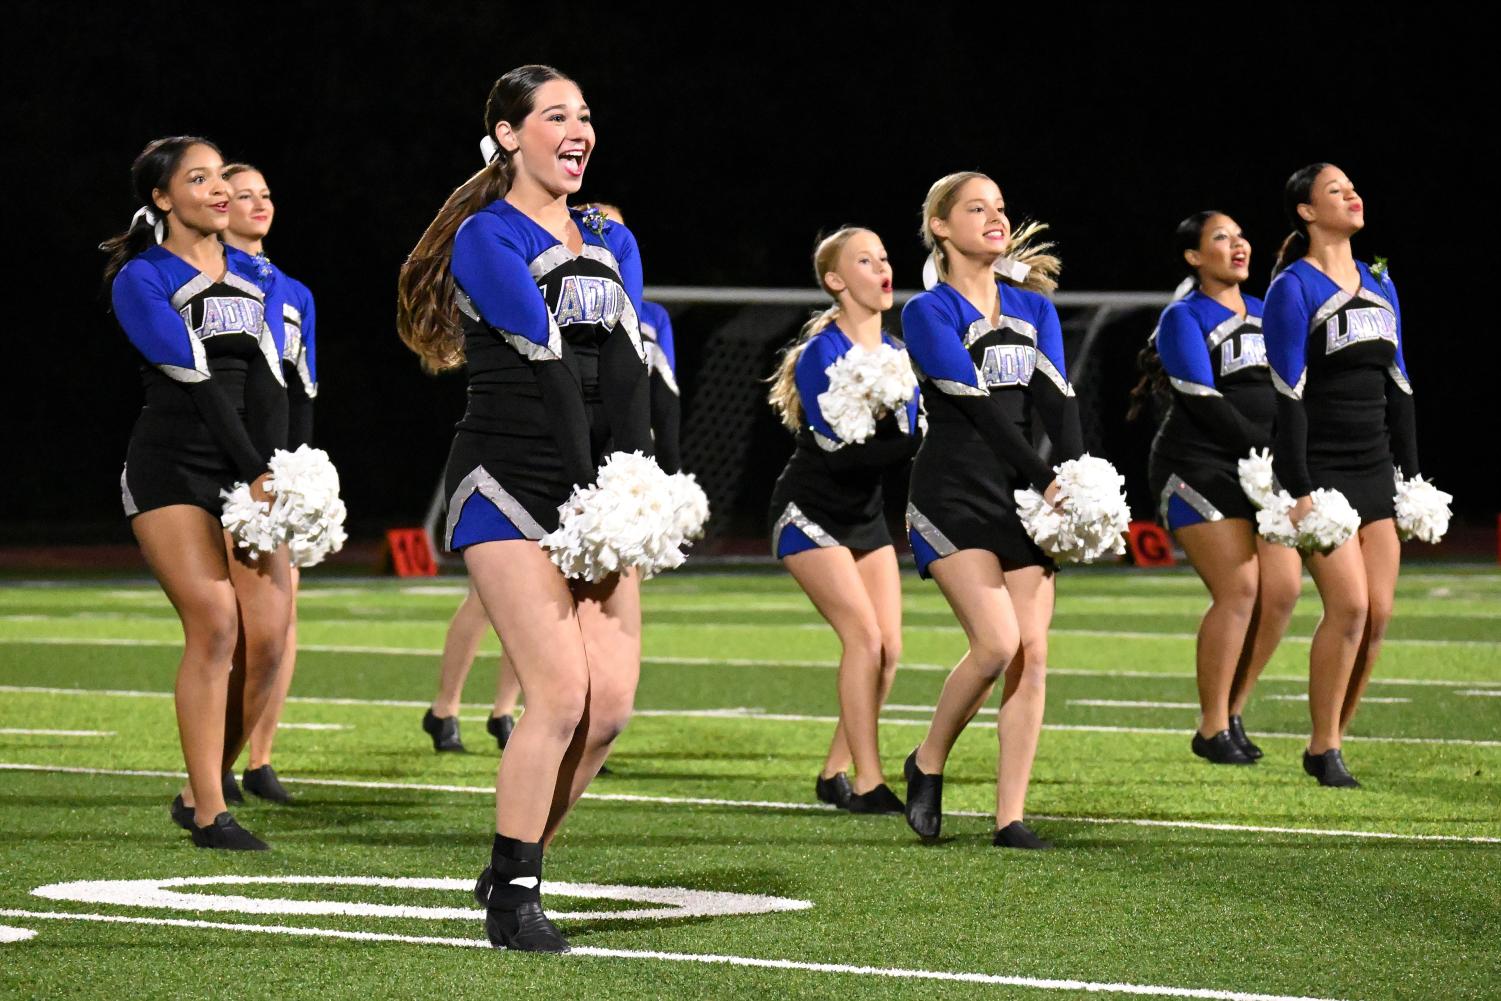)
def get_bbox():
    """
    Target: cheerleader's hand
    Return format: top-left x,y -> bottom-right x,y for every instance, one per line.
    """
1289,494 -> 1312,527
250,472 -> 276,505
1043,478 -> 1062,509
